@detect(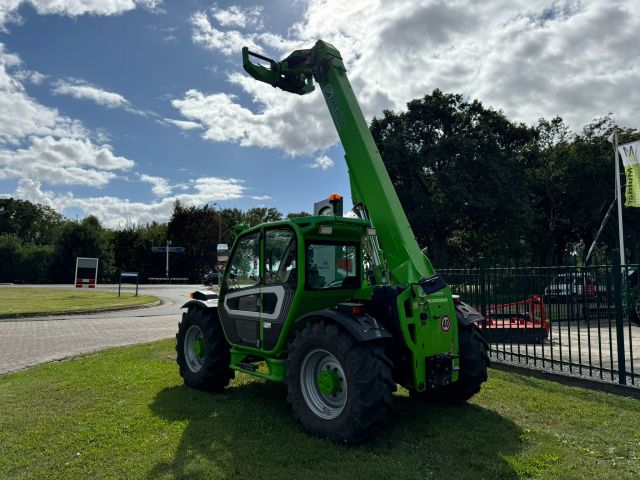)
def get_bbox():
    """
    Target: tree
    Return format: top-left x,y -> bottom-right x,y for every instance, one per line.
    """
286,211 -> 311,219
220,208 -> 244,244
167,202 -> 224,281
0,234 -> 23,282
370,89 -> 537,264
20,243 -> 54,283
243,207 -> 283,226
527,116 -> 640,263
49,216 -> 115,283
0,198 -> 62,245
112,222 -> 167,280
